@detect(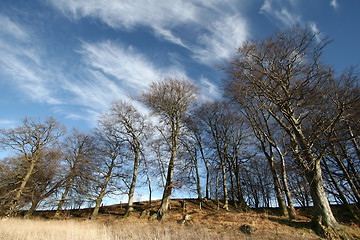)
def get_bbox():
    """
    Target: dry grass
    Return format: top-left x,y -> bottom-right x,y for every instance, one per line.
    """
0,218 -> 239,240
1,199 -> 359,240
